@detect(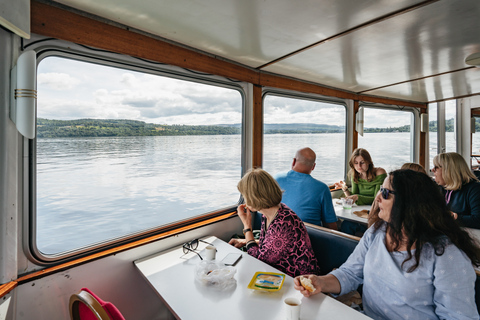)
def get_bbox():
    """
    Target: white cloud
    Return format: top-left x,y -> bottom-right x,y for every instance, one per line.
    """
37,73 -> 80,90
